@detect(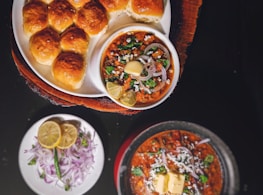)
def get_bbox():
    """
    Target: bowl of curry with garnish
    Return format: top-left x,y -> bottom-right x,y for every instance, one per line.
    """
114,121 -> 240,195
94,24 -> 180,110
